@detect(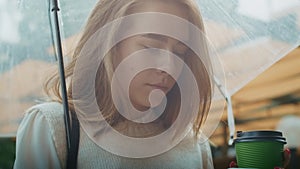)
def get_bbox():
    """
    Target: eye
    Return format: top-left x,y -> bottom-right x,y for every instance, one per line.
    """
174,44 -> 189,59
141,45 -> 151,49
174,50 -> 189,59
141,45 -> 162,55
